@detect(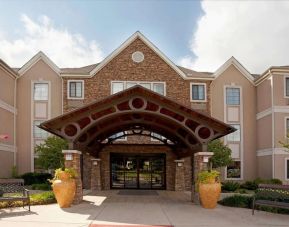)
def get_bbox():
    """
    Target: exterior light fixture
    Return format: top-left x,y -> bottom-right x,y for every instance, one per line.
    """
65,154 -> 73,161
